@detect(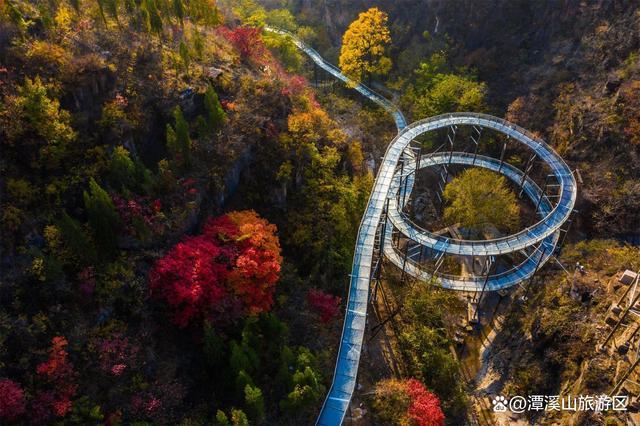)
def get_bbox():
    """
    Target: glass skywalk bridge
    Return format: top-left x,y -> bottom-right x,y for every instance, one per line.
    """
264,27 -> 577,426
